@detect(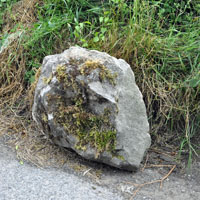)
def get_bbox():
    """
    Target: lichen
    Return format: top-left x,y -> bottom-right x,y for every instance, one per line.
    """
46,59 -> 118,157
